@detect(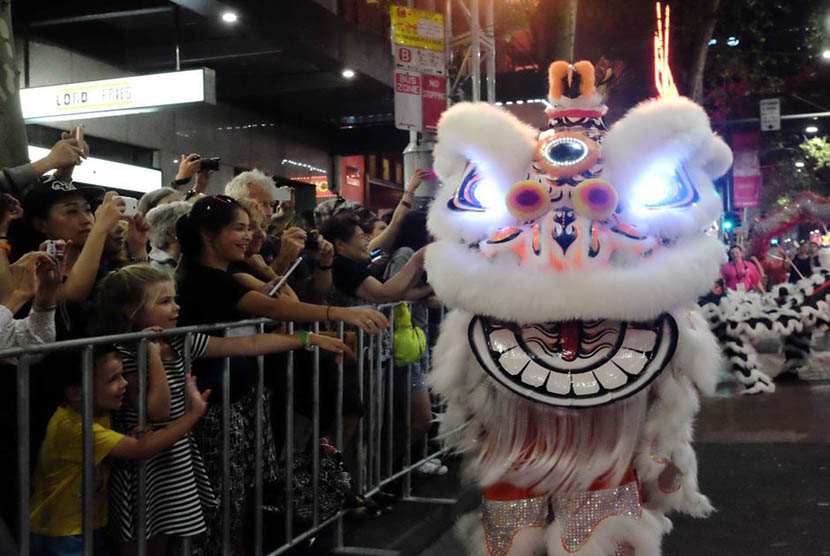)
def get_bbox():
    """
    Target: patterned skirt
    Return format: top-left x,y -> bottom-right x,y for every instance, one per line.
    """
191,387 -> 279,556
